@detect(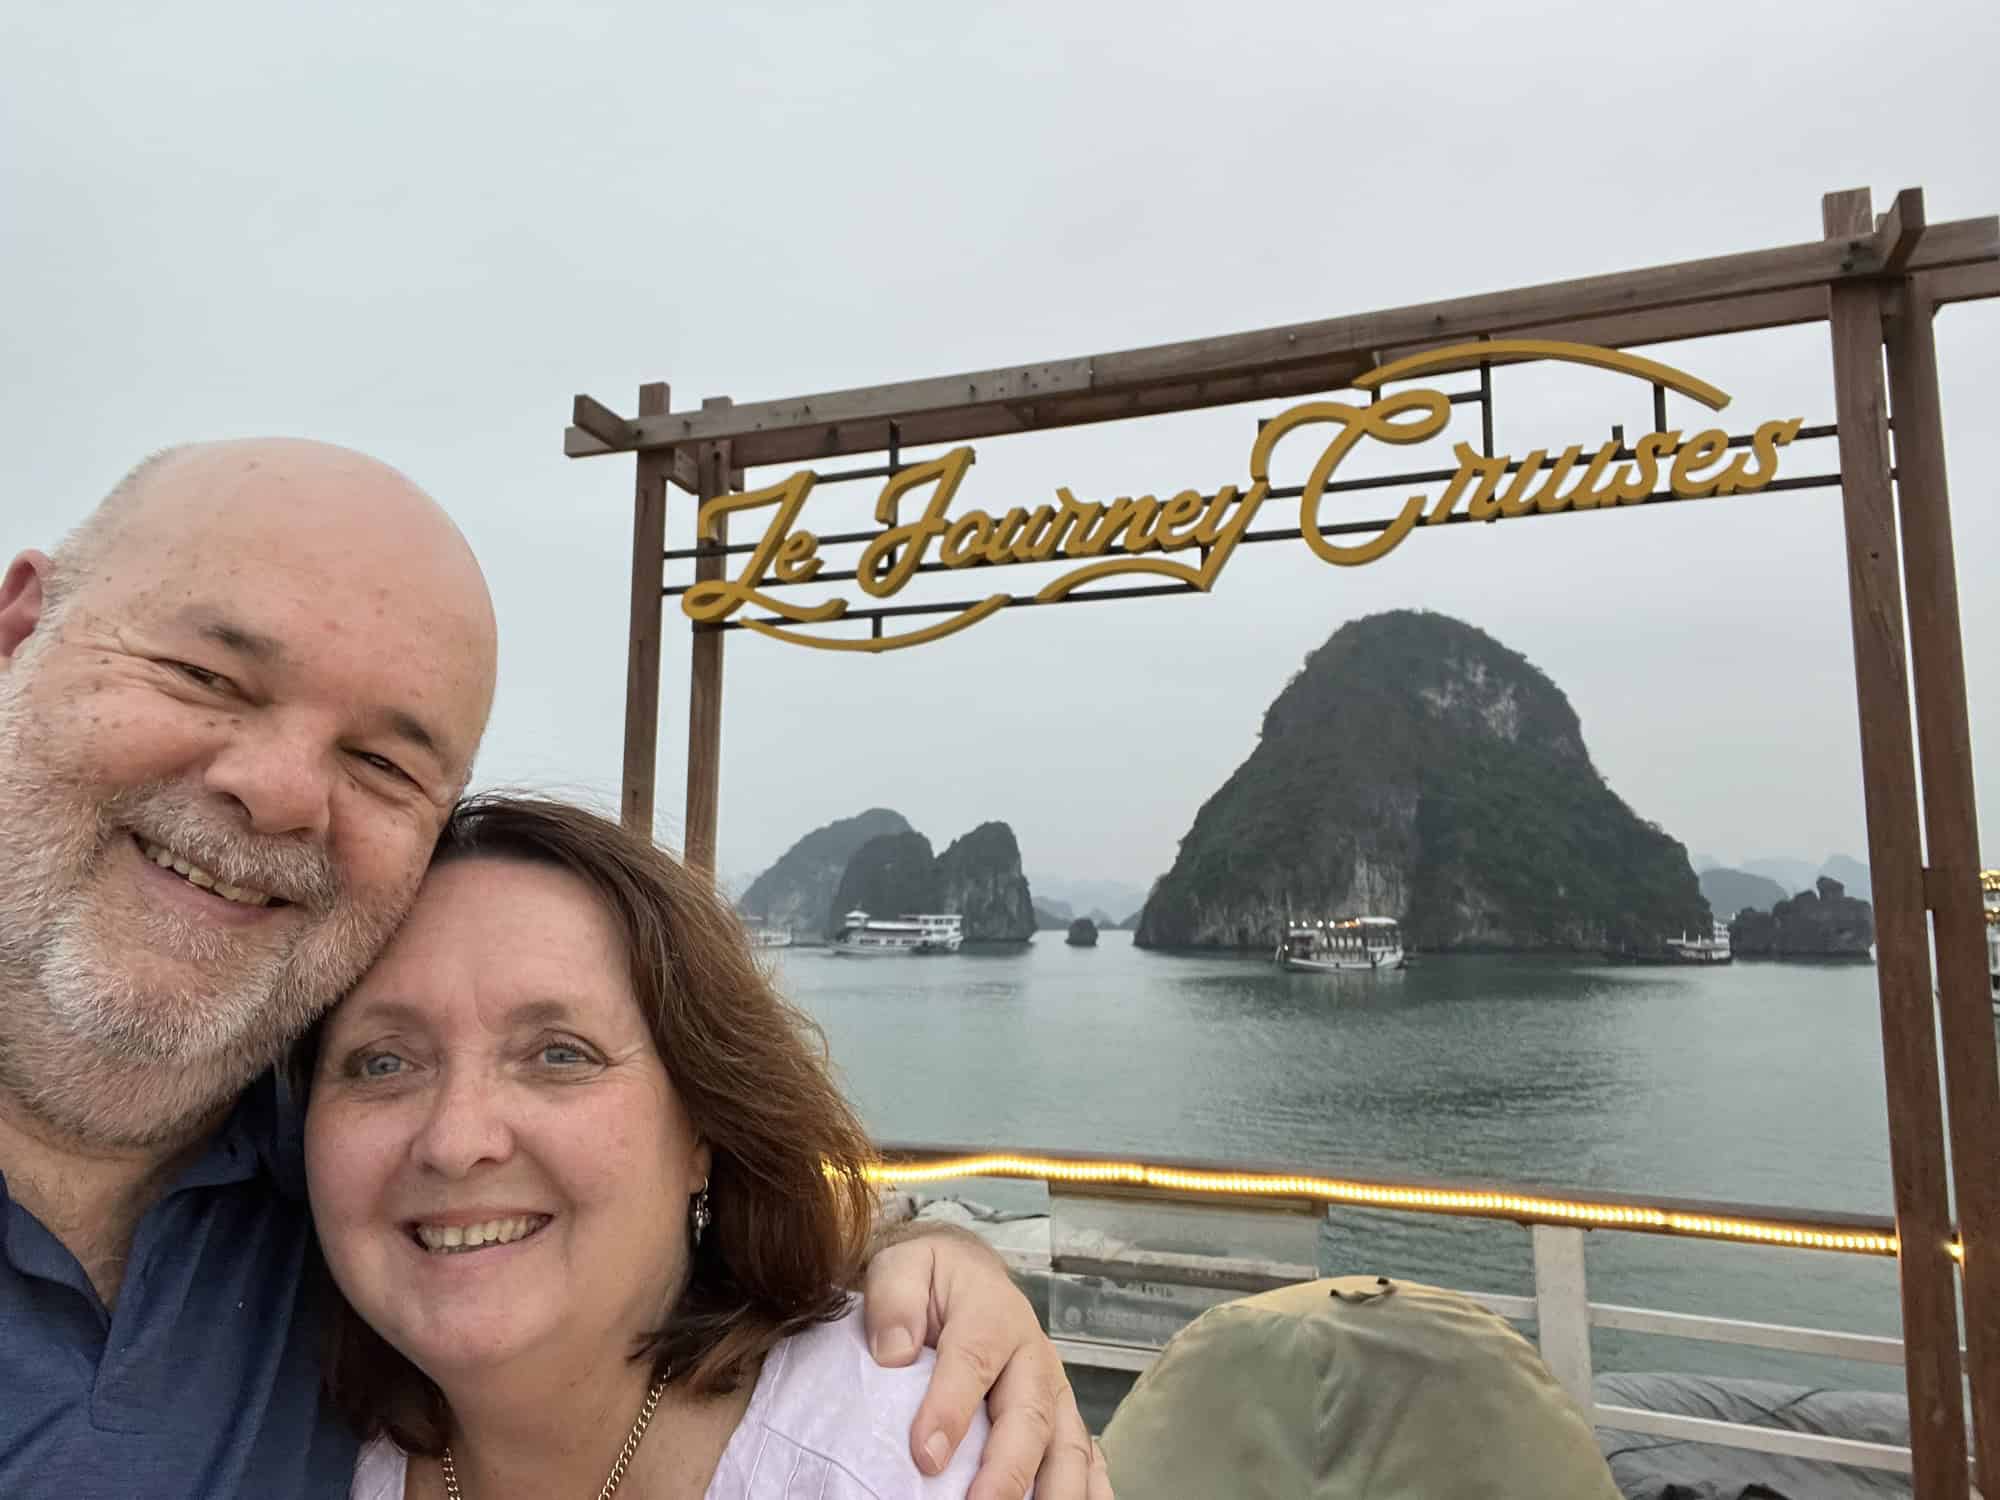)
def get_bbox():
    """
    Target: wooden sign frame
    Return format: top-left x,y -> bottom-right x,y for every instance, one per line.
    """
568,187 -> 2000,1498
